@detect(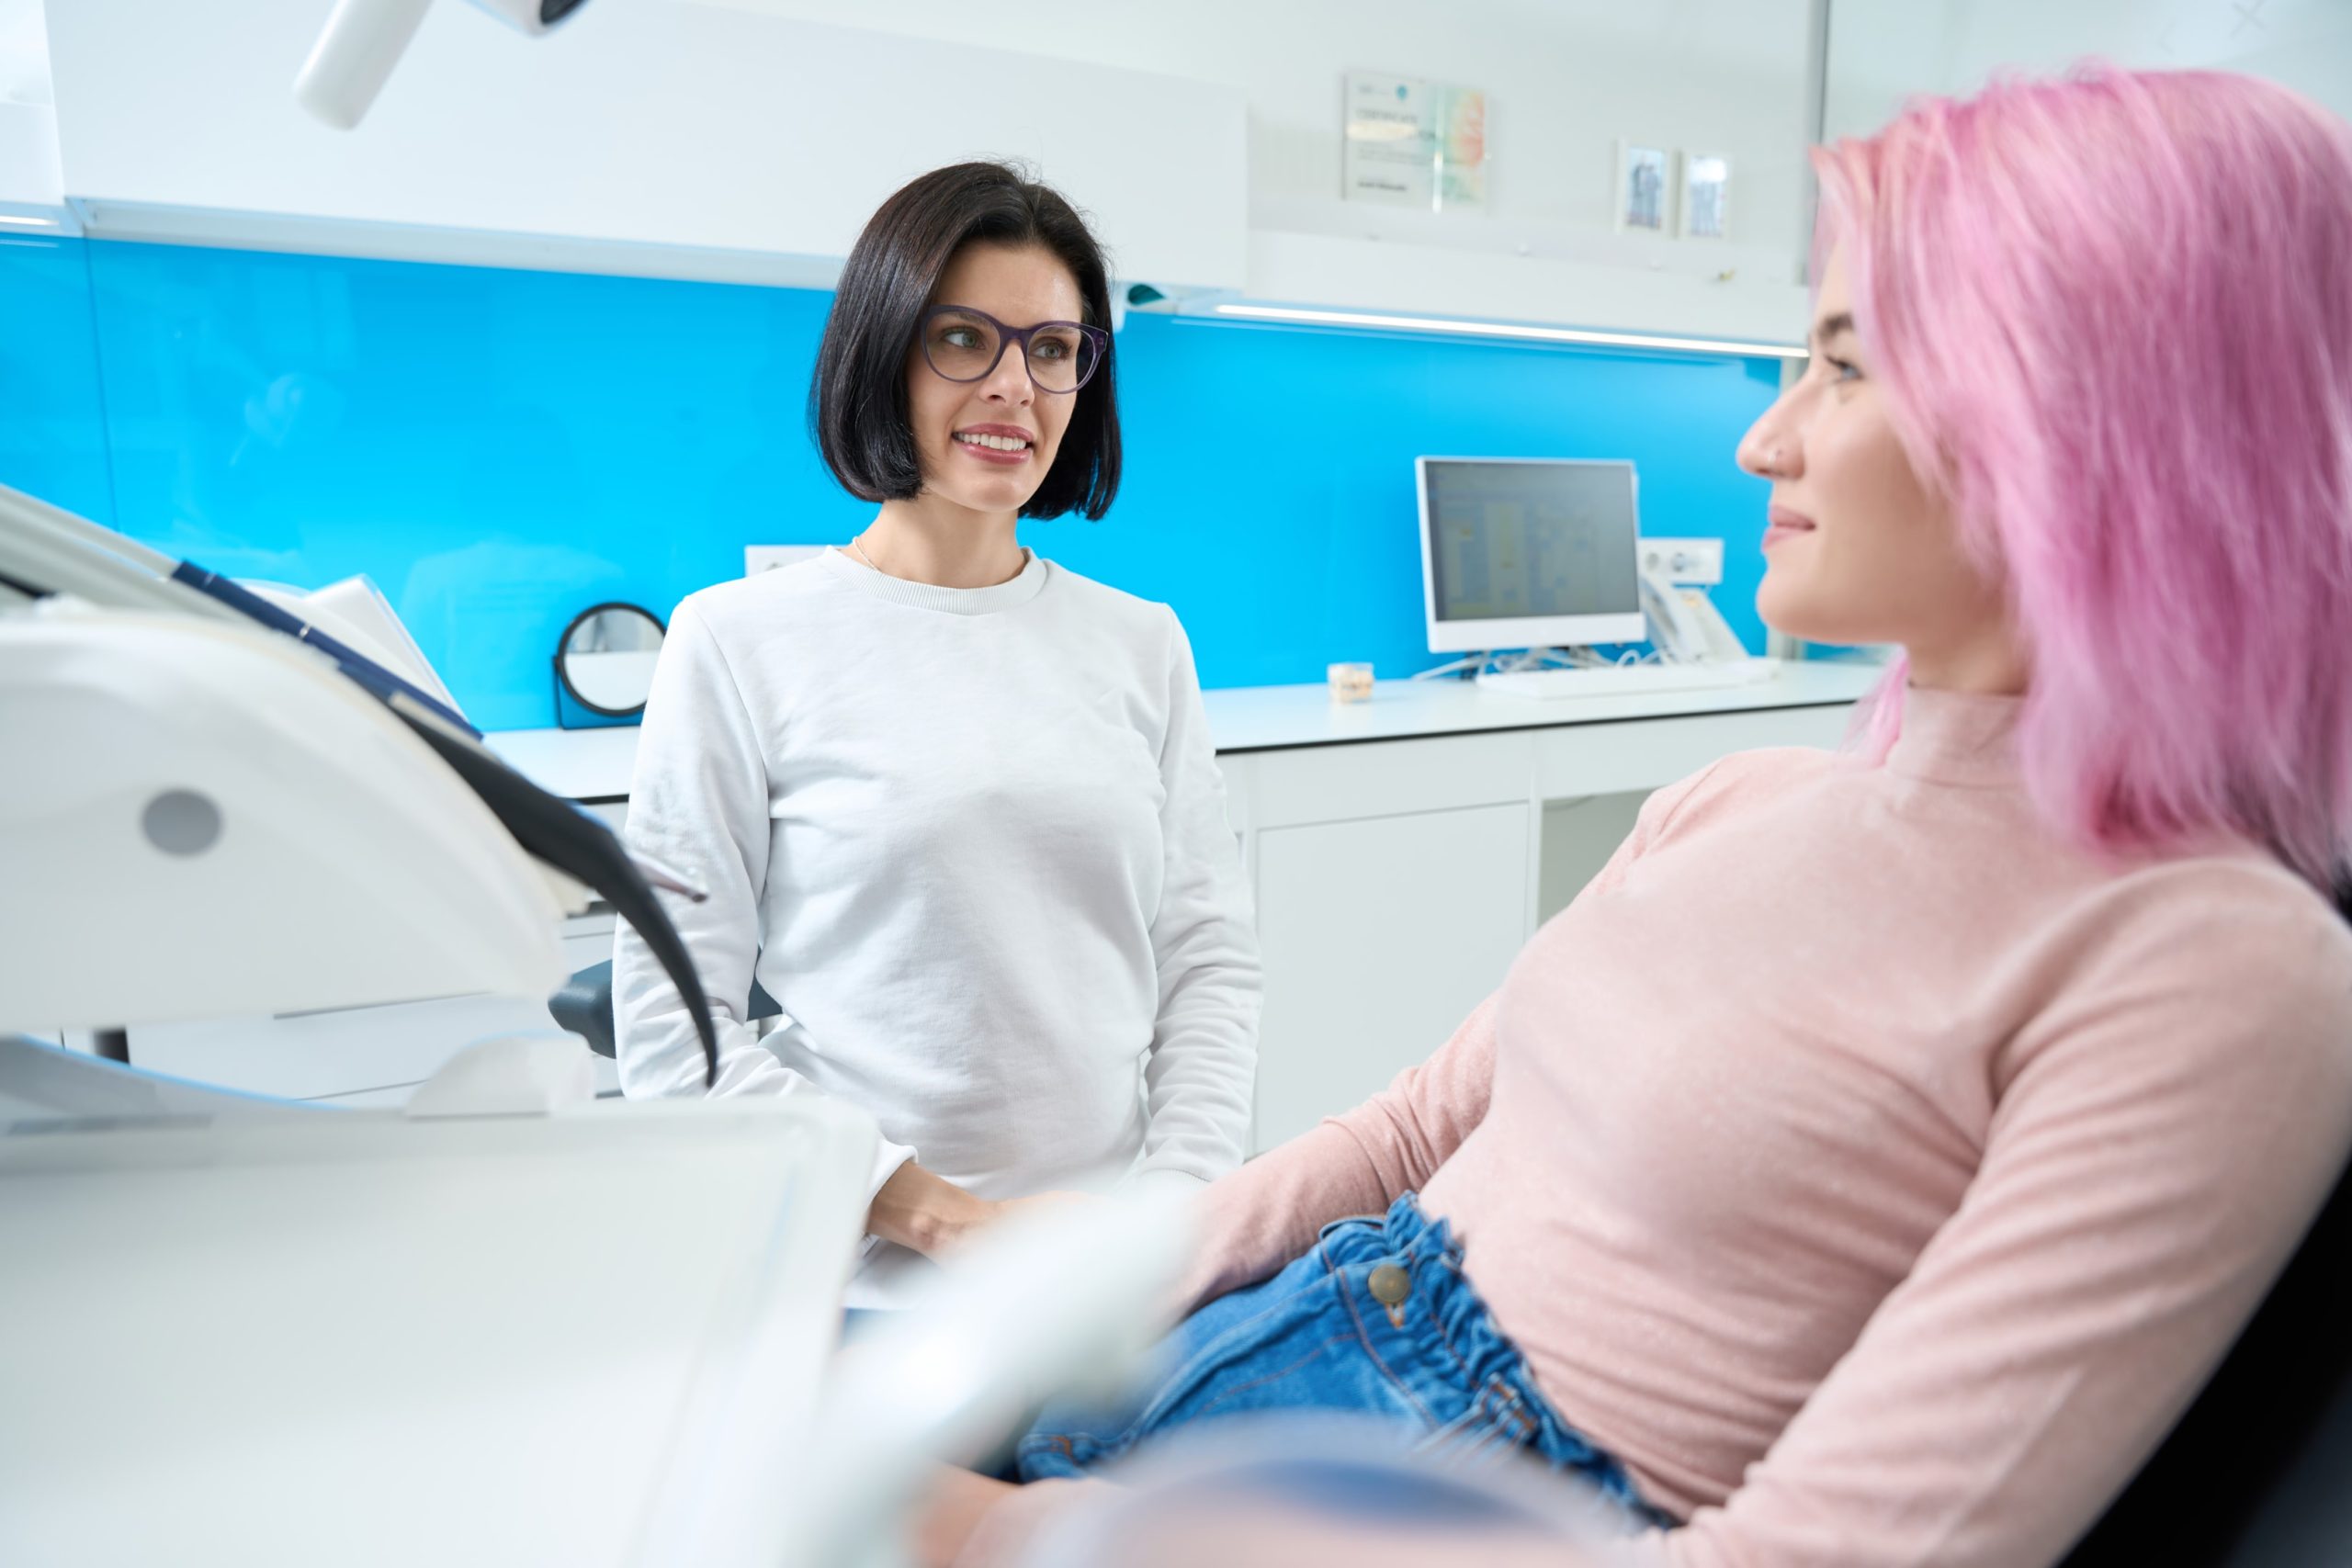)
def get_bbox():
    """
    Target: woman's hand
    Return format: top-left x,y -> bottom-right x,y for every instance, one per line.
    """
866,1167 -> 1099,1258
987,1189 -> 1095,1229
866,1162 -> 1001,1257
913,1466 -> 1019,1567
